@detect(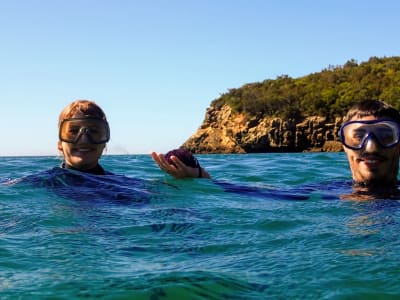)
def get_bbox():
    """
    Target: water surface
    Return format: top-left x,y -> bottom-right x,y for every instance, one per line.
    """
0,153 -> 399,299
